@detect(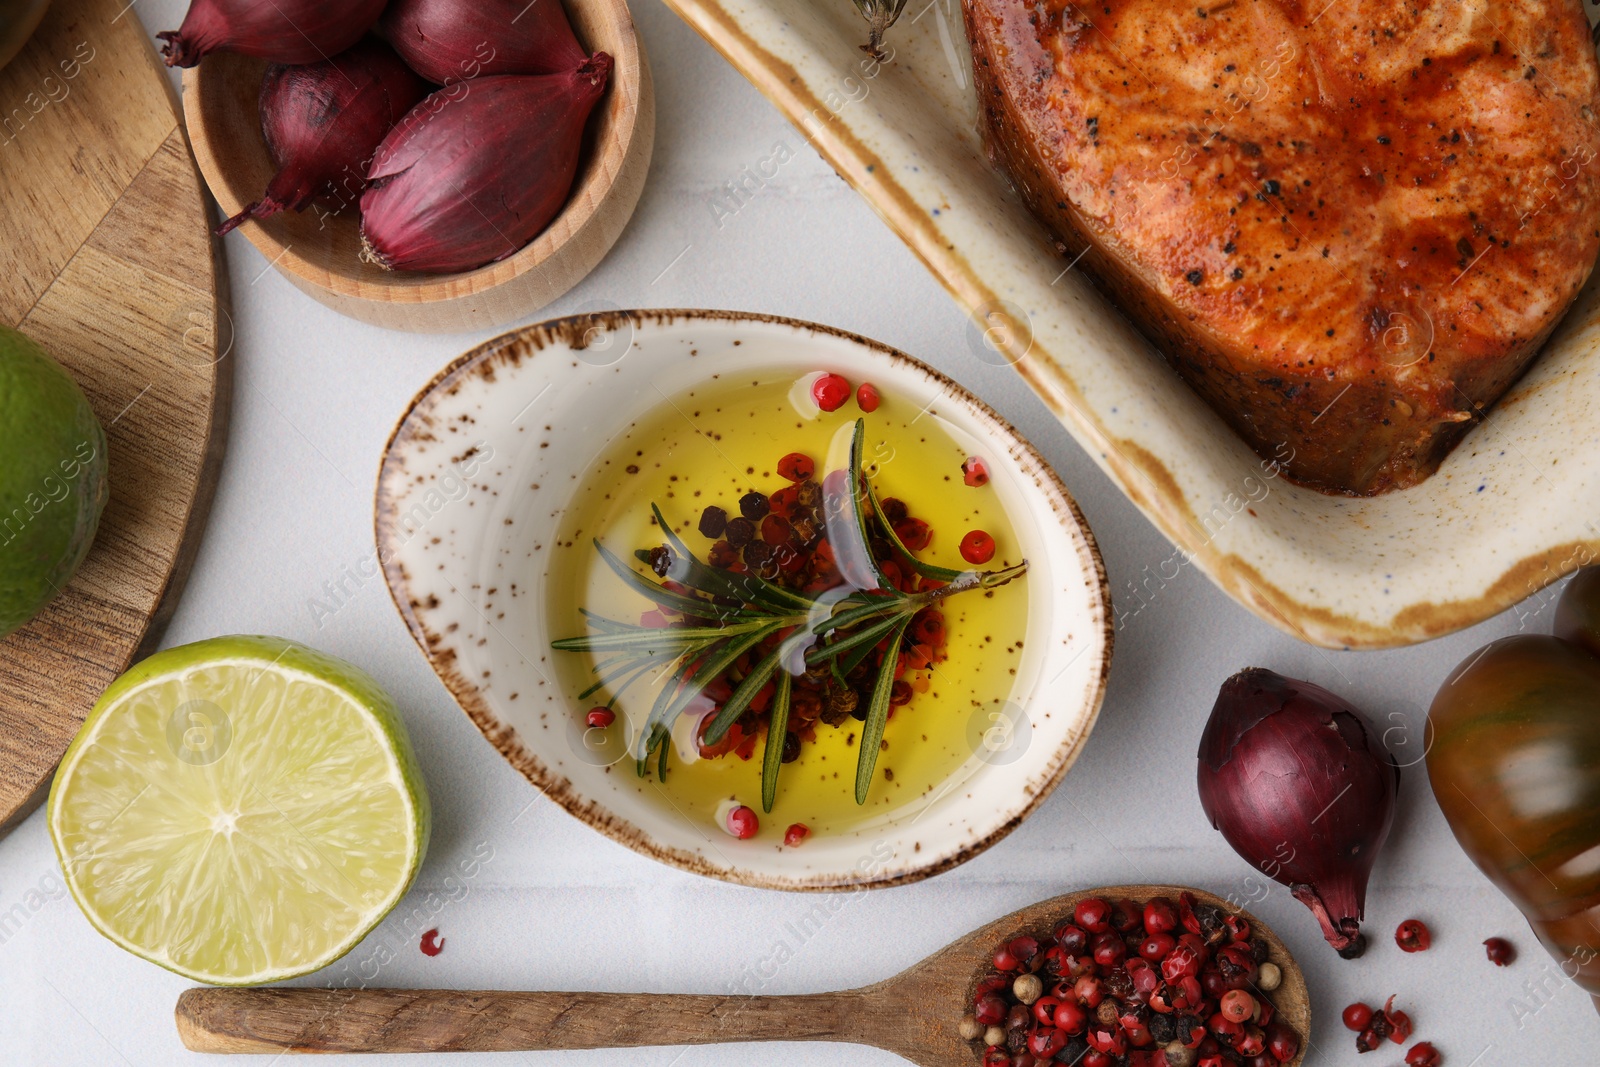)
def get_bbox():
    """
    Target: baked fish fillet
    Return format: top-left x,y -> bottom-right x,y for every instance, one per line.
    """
964,0 -> 1600,493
